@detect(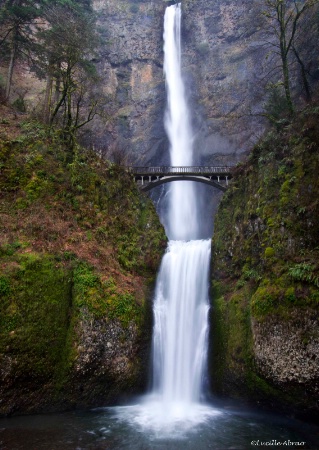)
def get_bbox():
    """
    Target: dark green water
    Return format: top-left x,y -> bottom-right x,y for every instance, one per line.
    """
0,400 -> 318,450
